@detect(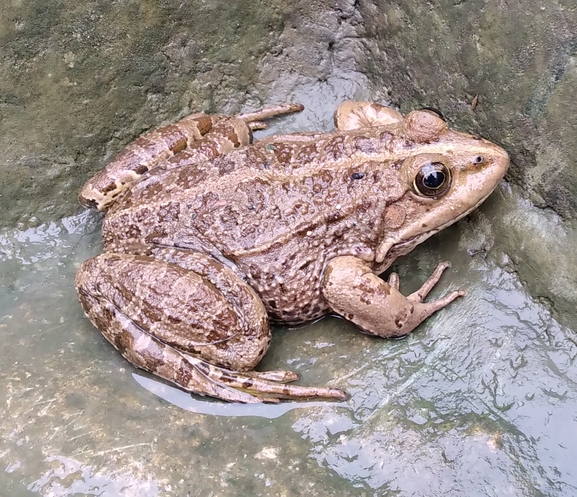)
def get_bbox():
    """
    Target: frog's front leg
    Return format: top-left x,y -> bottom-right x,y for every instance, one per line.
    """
75,251 -> 347,403
334,101 -> 404,130
321,256 -> 466,337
